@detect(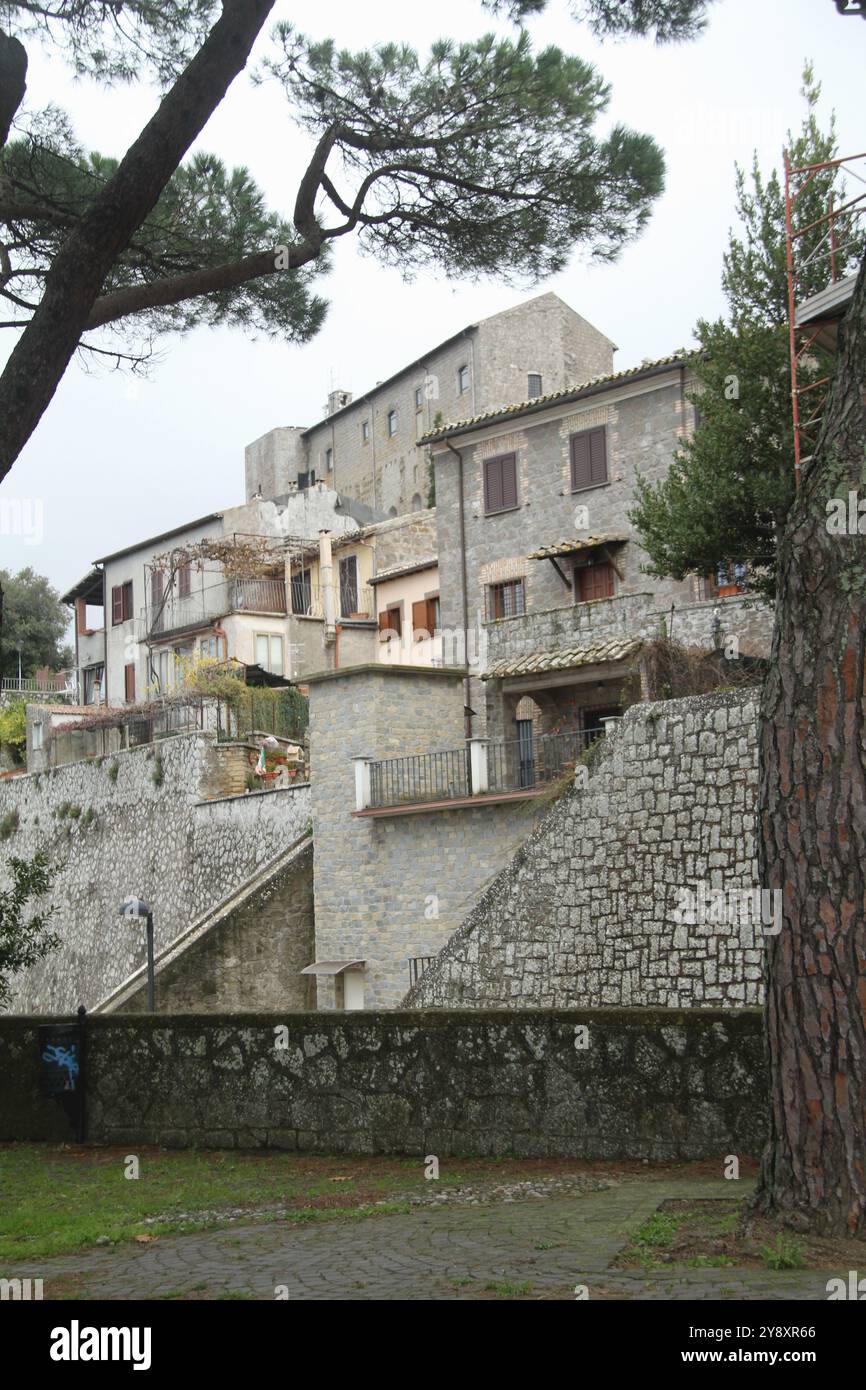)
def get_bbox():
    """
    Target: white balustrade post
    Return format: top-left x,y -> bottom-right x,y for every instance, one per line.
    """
468,738 -> 488,795
352,755 -> 373,811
